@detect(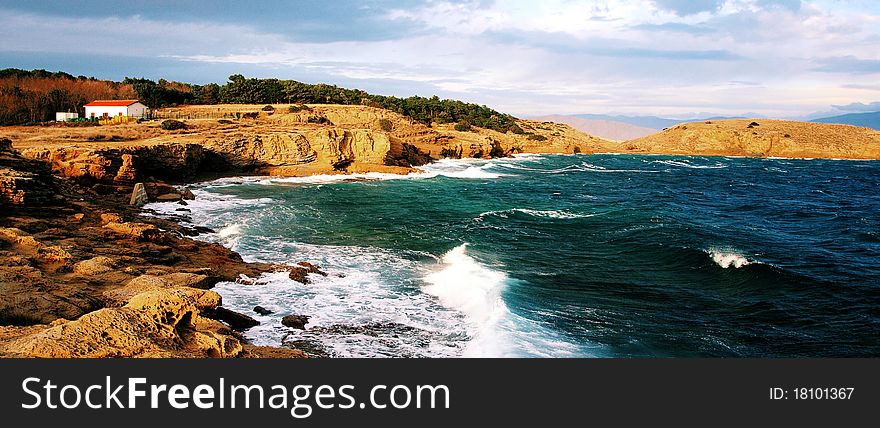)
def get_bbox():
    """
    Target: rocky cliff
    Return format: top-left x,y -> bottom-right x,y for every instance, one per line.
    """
0,142 -> 308,358
4,104 -> 608,187
615,119 -> 880,159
